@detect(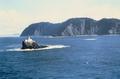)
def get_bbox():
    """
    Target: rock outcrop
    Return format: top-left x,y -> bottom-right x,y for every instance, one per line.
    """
20,18 -> 120,36
21,37 -> 47,49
